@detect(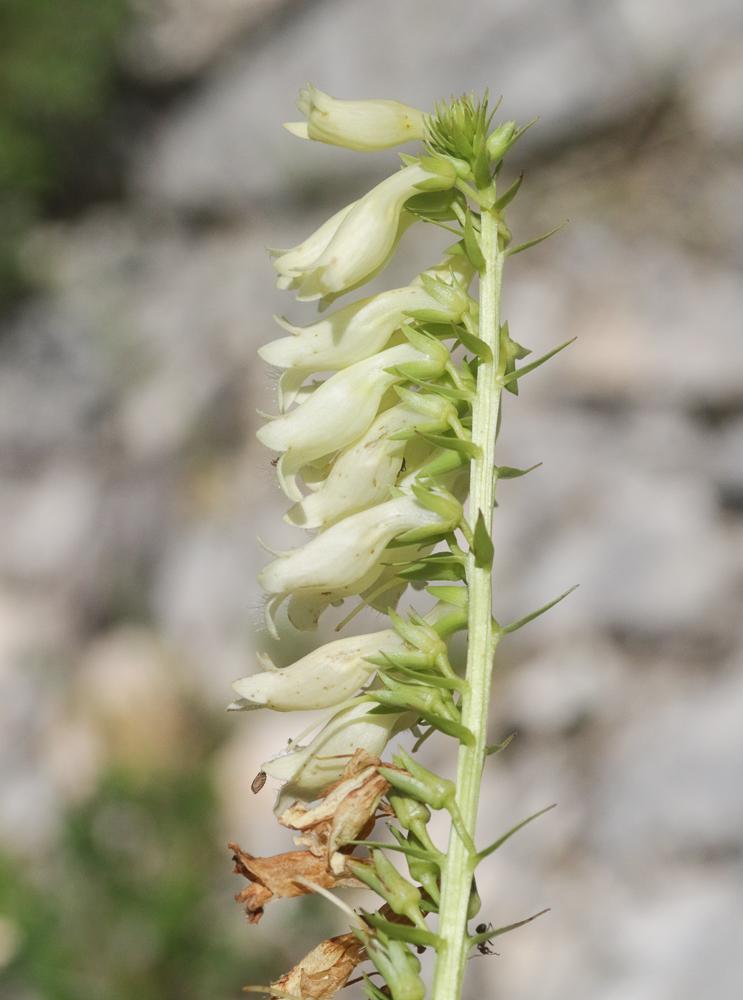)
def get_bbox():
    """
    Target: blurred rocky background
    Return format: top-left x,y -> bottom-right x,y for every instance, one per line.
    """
1,1 -> 742,998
